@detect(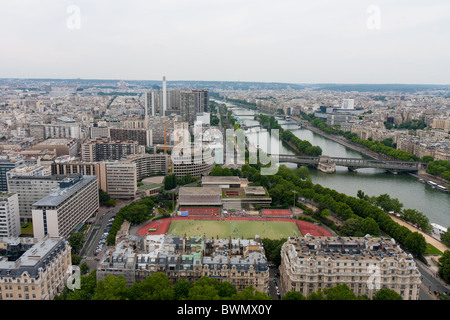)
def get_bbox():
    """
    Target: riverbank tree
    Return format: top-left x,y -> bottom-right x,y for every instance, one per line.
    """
241,163 -> 427,256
